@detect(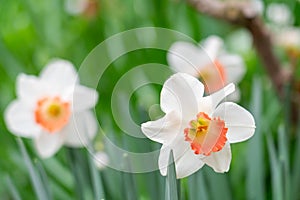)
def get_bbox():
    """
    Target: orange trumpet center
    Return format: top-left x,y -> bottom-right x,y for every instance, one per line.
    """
35,96 -> 71,133
199,60 -> 227,93
184,112 -> 228,156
